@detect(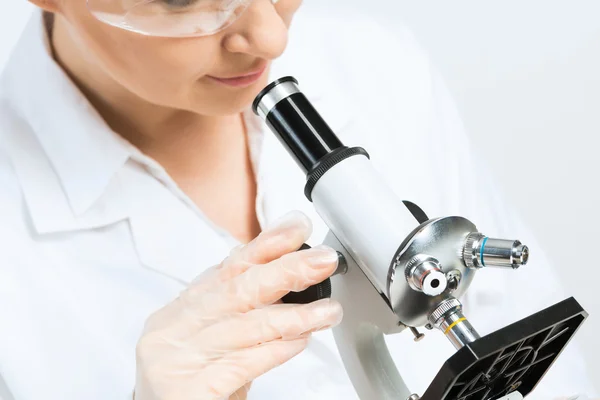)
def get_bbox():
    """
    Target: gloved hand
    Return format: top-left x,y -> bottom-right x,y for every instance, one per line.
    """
134,210 -> 343,400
